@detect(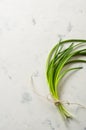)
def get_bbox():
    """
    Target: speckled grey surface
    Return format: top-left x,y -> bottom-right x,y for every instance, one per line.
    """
0,0 -> 86,130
